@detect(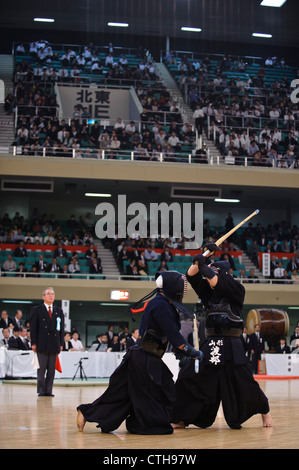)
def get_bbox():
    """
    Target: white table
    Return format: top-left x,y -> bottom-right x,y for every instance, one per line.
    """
0,350 -> 180,380
2,350 -> 299,380
265,354 -> 299,376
